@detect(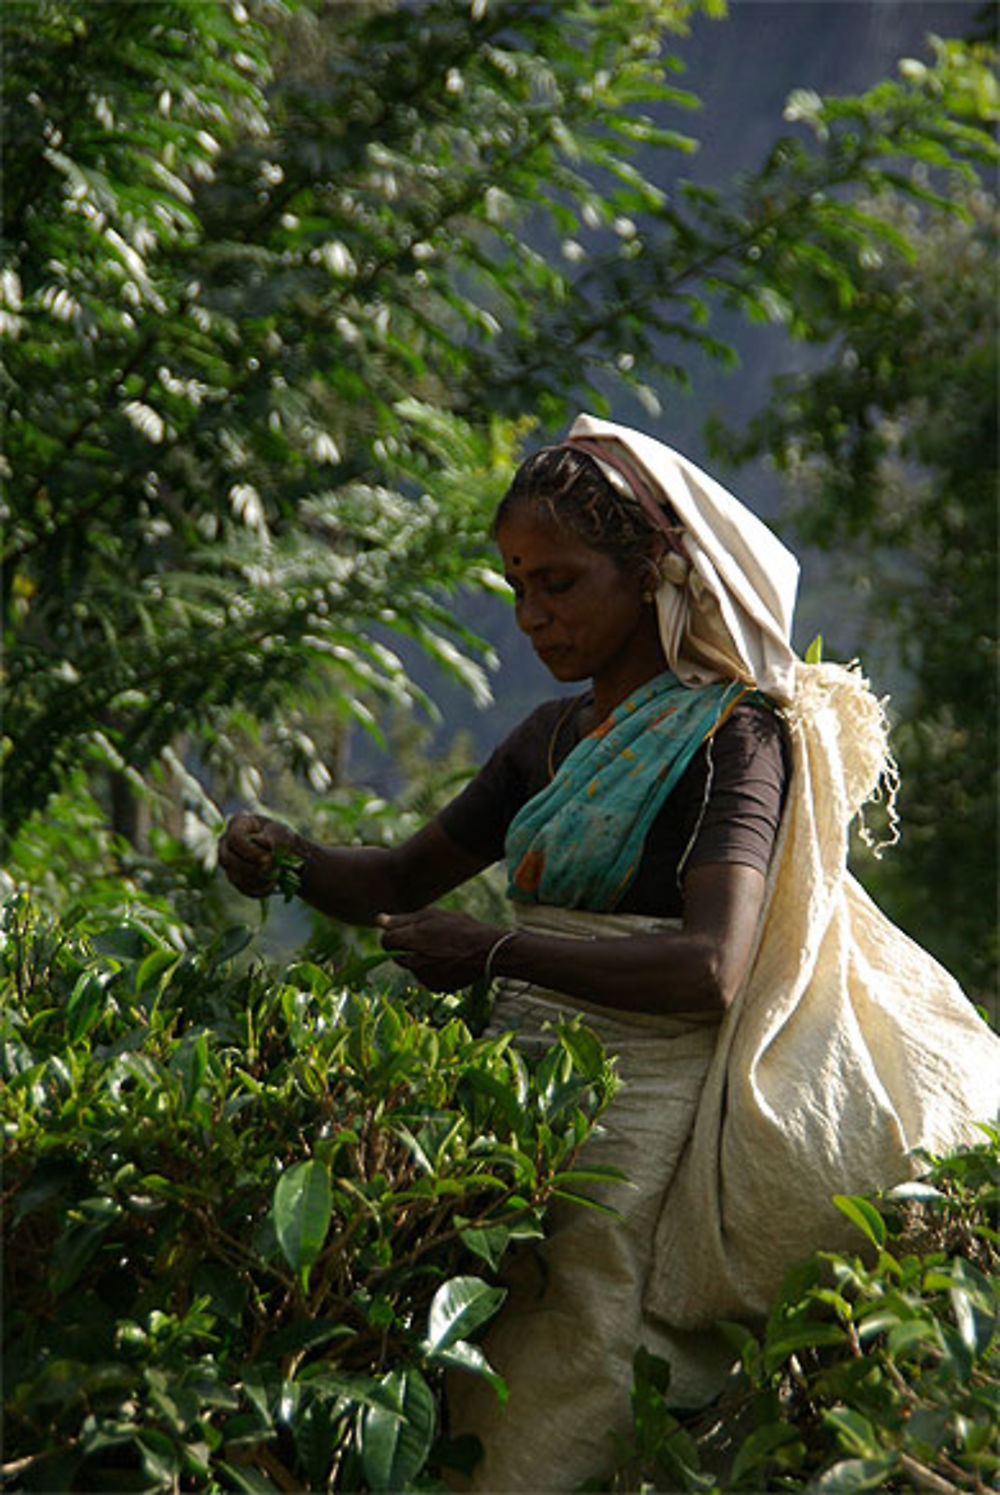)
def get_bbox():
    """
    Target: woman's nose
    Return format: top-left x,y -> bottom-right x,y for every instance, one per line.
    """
516,592 -> 551,634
